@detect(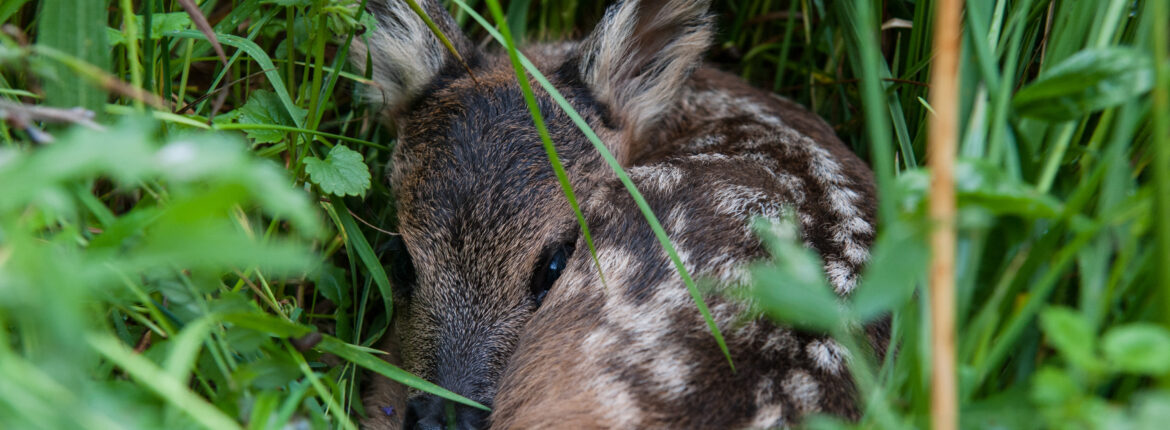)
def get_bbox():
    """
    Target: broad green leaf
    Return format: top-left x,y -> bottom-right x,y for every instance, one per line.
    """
963,388 -> 1043,430
106,13 -> 193,46
234,355 -> 302,390
1029,366 -> 1080,407
1014,48 -> 1155,121
748,218 -> 844,332
304,145 -> 371,197
315,335 -> 489,411
234,90 -> 308,145
315,264 -> 352,308
1039,307 -> 1102,372
1102,324 -> 1170,375
897,159 -> 1063,218
36,0 -> 109,114
850,222 -> 926,322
